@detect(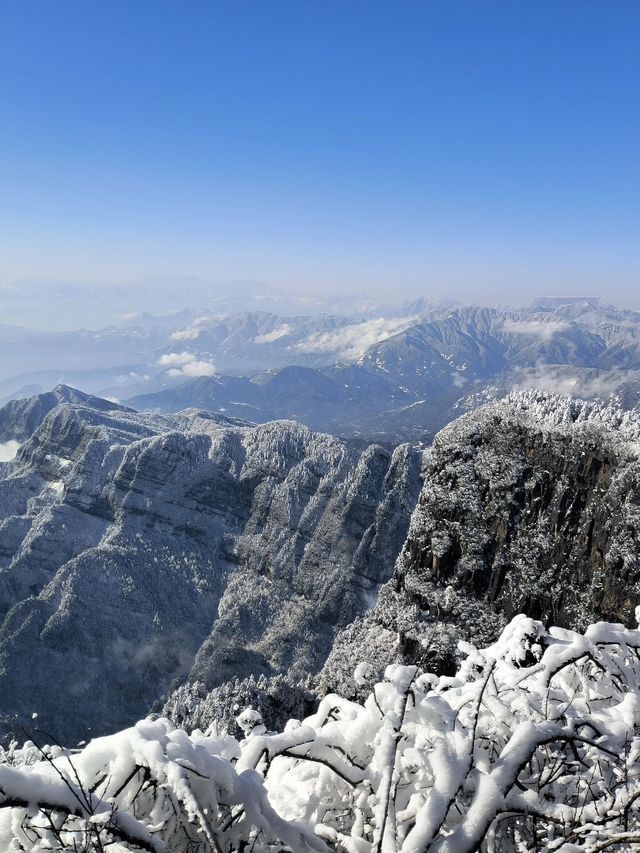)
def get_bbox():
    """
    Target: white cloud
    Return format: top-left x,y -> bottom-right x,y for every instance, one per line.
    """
253,323 -> 294,344
114,371 -> 150,385
510,366 -> 639,399
158,351 -> 216,377
502,319 -> 571,340
295,316 -> 418,361
0,440 -> 20,462
168,360 -> 217,377
159,352 -> 195,367
170,316 -> 210,341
